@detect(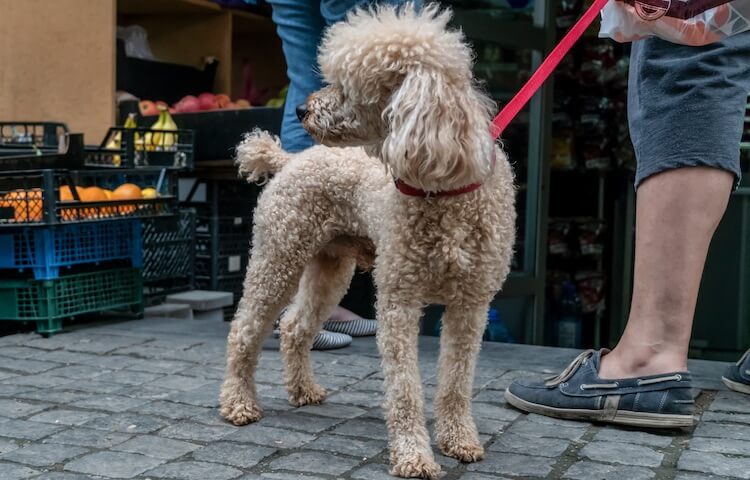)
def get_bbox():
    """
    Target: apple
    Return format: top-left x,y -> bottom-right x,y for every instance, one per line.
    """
215,93 -> 231,108
235,99 -> 251,108
139,100 -> 158,116
198,92 -> 218,111
155,100 -> 168,110
225,102 -> 237,109
175,95 -> 200,113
